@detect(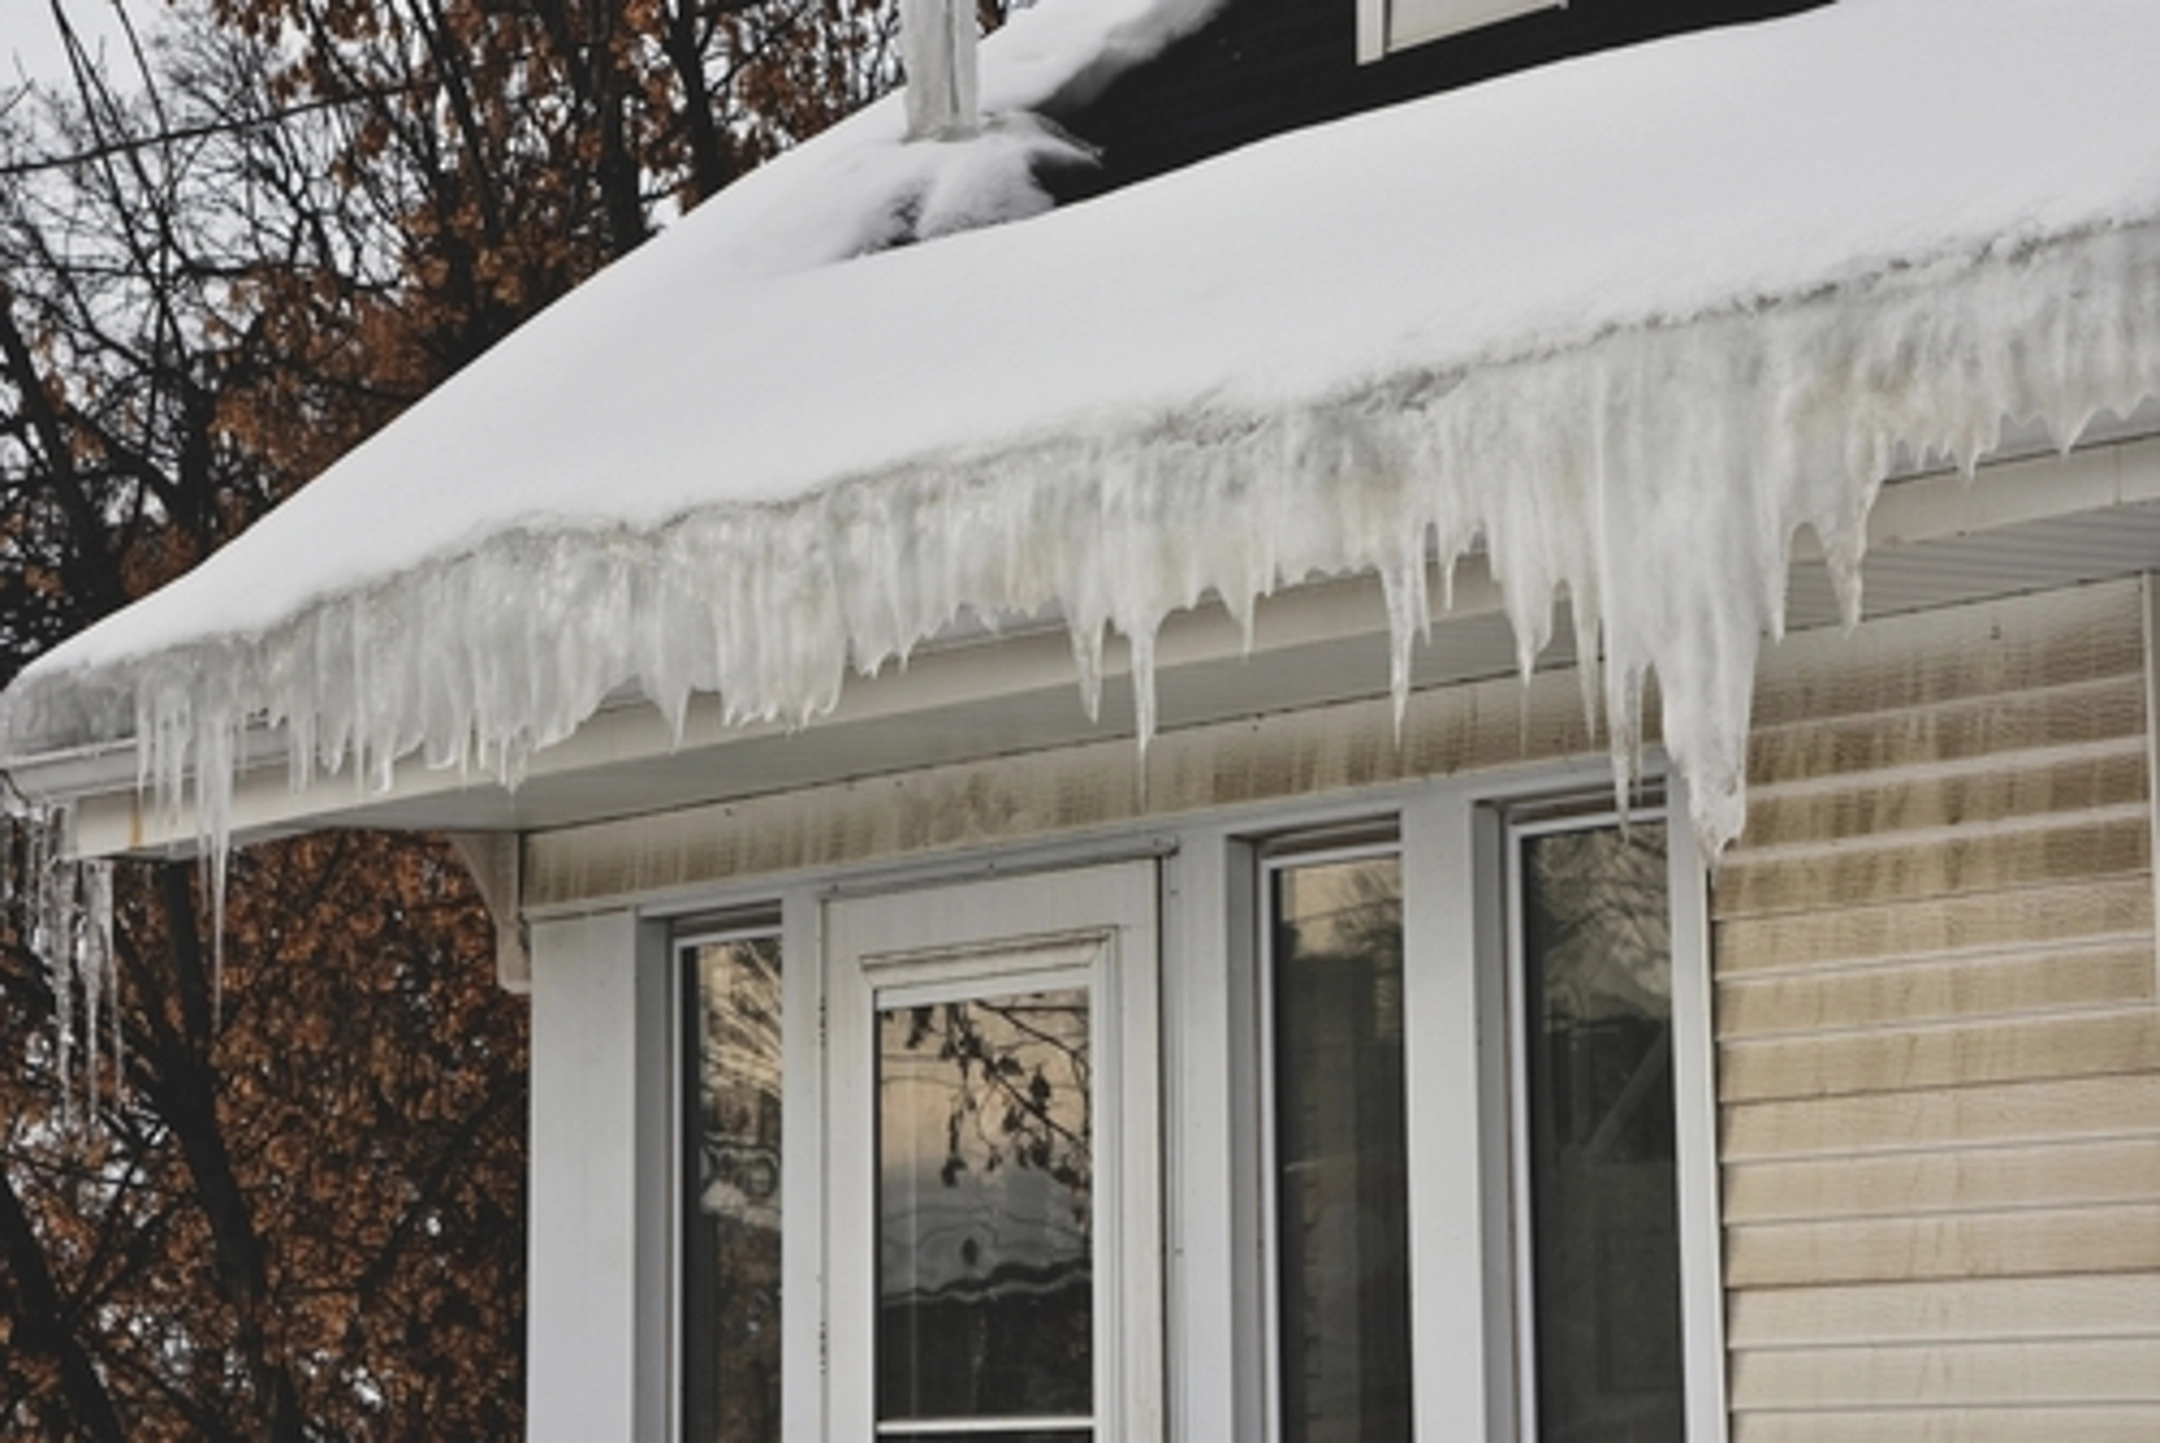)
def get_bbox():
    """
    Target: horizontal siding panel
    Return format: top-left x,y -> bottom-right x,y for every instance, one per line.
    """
528,658 -> 1616,905
1717,1011 -> 2160,1102
1732,1404 -> 2160,1443
1723,1139 -> 2160,1223
1720,584 -> 2157,1434
1714,814 -> 2150,919
1717,945 -> 2156,1036
1730,1338 -> 2160,1408
1724,1203 -> 2160,1287
1744,679 -> 2145,790
1727,1274 -> 2160,1347
1742,747 -> 2149,853
1748,580 -> 2144,729
1722,1075 -> 2160,1161
1714,878 -> 2154,976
